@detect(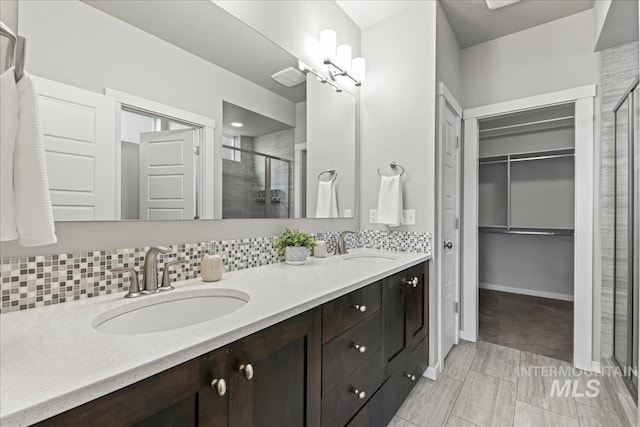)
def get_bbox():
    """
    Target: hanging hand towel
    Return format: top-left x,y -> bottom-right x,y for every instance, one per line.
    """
1,68 -> 19,242
315,180 -> 338,218
376,175 -> 403,227
12,72 -> 57,246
